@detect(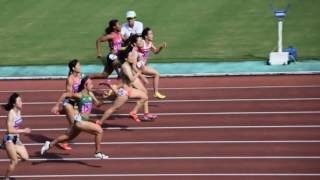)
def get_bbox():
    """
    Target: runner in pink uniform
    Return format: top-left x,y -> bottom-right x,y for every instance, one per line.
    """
93,19 -> 125,79
57,59 -> 82,150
